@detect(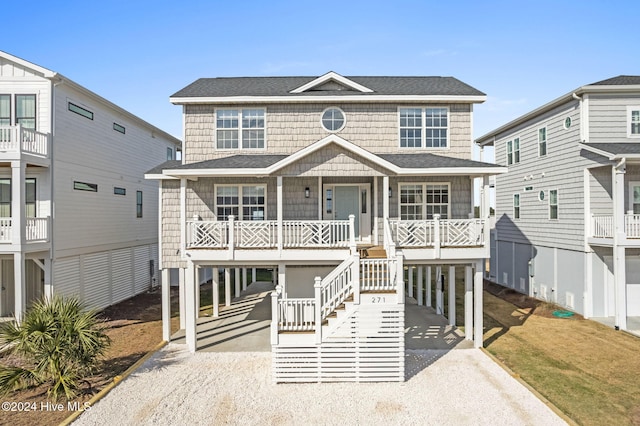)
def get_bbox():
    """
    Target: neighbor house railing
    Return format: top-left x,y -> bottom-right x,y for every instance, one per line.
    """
591,214 -> 640,239
0,125 -> 49,157
0,217 -> 50,243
